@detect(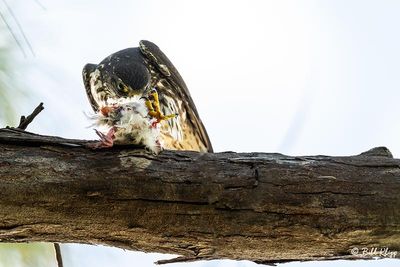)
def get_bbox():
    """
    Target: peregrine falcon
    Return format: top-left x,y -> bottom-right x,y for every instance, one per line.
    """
83,40 -> 213,153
